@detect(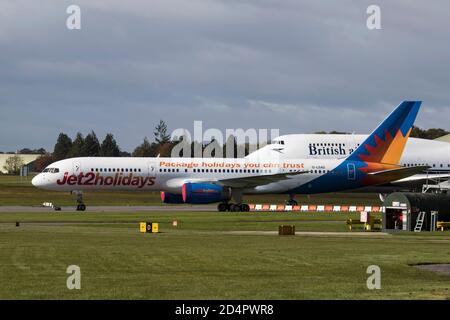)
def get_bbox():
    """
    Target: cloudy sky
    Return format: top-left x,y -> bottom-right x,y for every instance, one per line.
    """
1,0 -> 449,152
